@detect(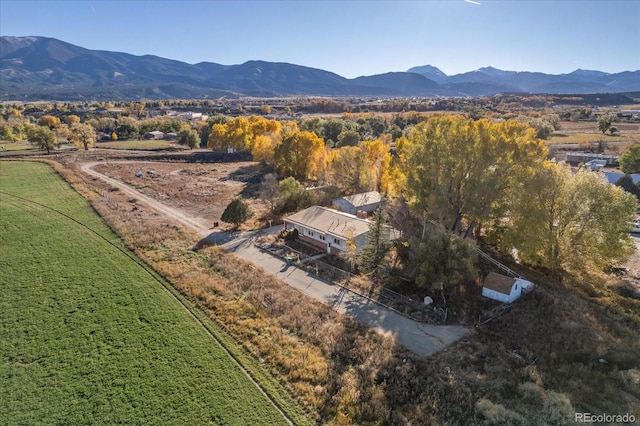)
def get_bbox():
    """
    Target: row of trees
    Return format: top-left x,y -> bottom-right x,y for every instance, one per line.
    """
1,113 -> 202,144
26,122 -> 97,152
207,116 -> 393,187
